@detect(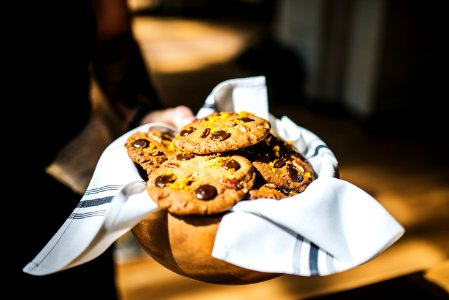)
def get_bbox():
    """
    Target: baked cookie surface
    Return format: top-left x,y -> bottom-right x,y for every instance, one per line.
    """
146,154 -> 256,215
172,111 -> 271,154
124,130 -> 176,174
124,114 -> 317,213
237,133 -> 315,194
244,183 -> 290,200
